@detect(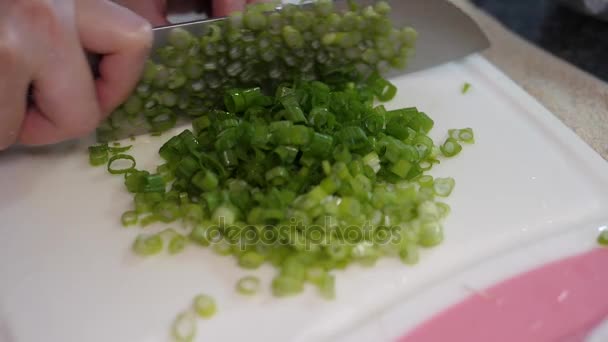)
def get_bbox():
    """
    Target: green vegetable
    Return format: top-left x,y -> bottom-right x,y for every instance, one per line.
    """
440,138 -> 462,157
193,294 -> 217,319
462,82 -> 472,94
272,276 -> 304,297
433,177 -> 456,197
88,144 -> 109,166
171,311 -> 196,342
107,154 -> 136,174
162,229 -> 187,254
121,211 -> 138,227
598,230 -> 608,246
109,145 -> 133,154
132,234 -> 163,256
449,128 -> 475,144
98,0 -> 417,140
89,2 -> 474,304
317,273 -> 335,300
236,276 -> 261,295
